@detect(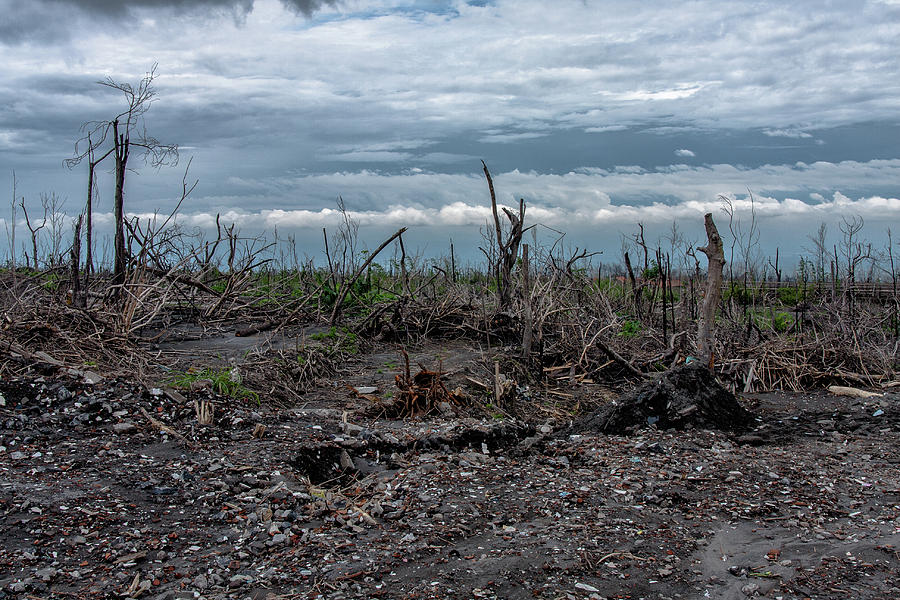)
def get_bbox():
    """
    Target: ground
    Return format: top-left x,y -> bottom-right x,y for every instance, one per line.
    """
1,333 -> 899,600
